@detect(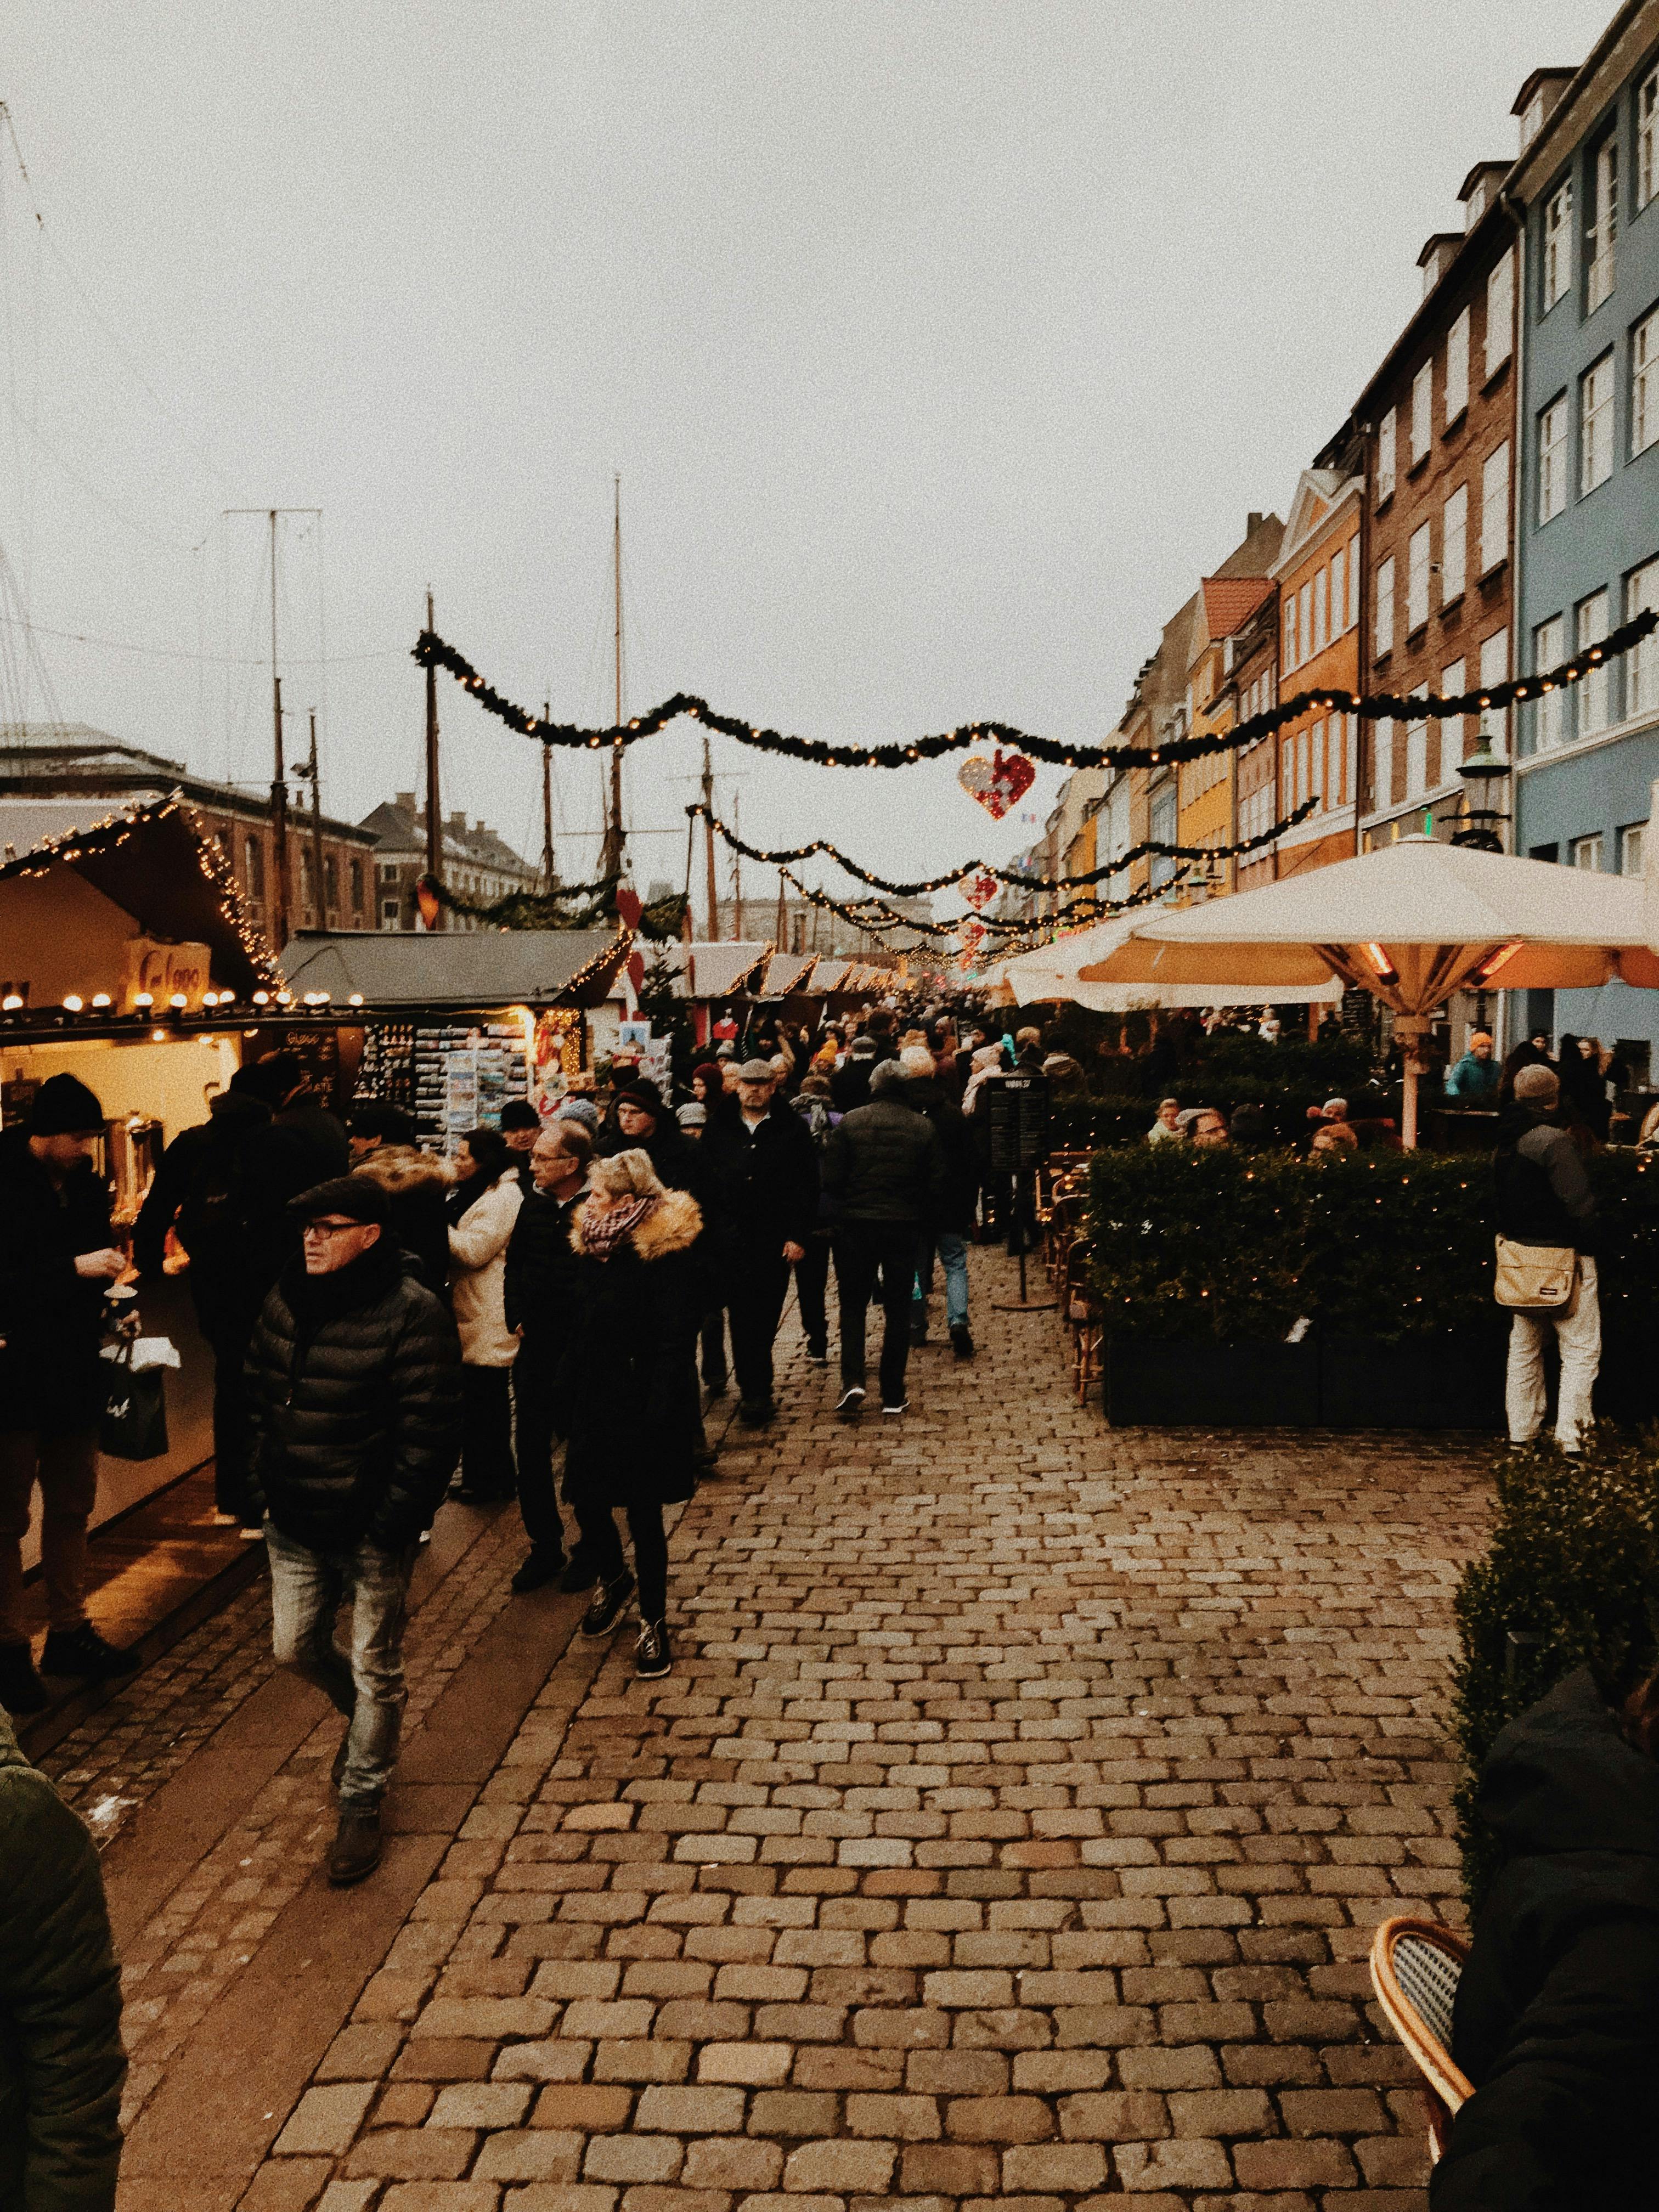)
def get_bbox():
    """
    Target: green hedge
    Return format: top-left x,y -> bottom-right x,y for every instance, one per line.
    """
1451,1434 -> 1659,1908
